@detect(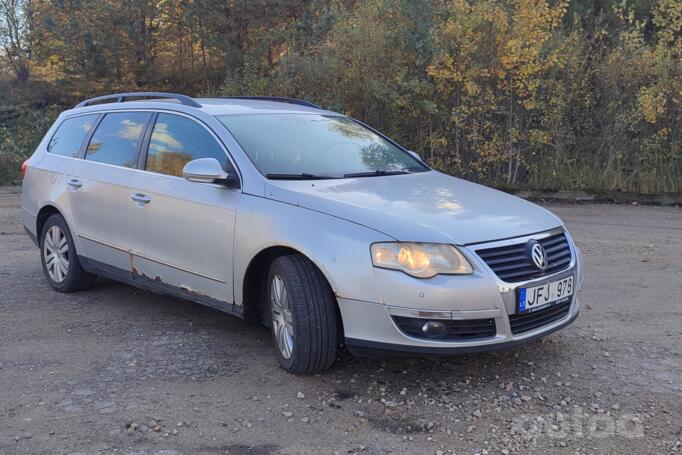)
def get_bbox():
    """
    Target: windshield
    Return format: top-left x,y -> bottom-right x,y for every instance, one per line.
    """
218,114 -> 428,178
